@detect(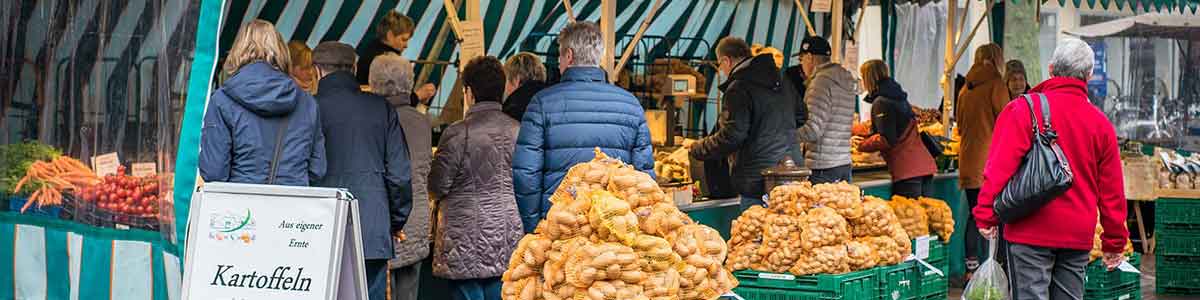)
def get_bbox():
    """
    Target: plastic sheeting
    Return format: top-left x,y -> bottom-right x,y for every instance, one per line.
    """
892,1 -> 956,109
1,0 -> 203,242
